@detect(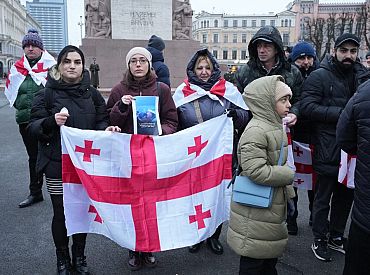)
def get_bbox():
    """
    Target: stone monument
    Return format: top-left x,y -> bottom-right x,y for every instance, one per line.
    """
81,0 -> 200,89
